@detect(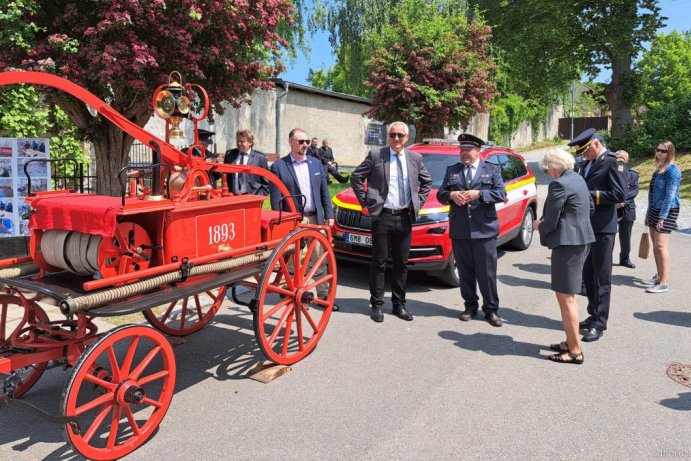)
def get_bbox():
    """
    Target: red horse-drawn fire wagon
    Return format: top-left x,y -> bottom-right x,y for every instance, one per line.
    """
0,71 -> 337,460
